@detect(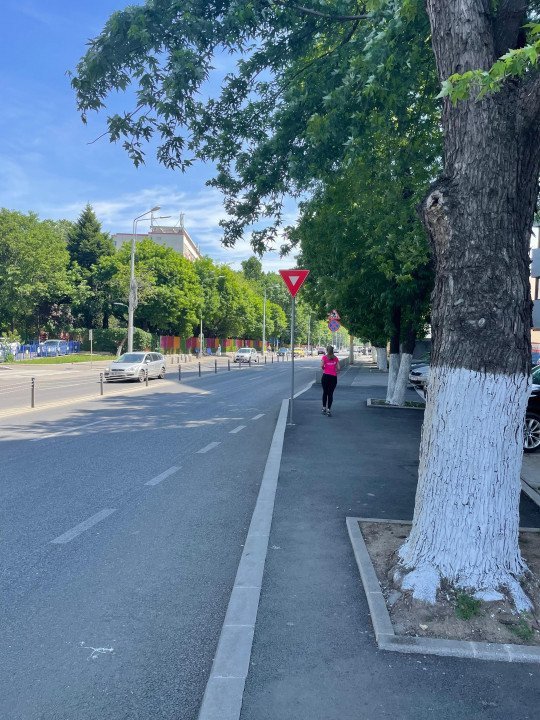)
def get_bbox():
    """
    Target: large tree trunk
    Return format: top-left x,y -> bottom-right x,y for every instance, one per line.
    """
375,347 -> 387,372
399,1 -> 540,610
386,306 -> 401,402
